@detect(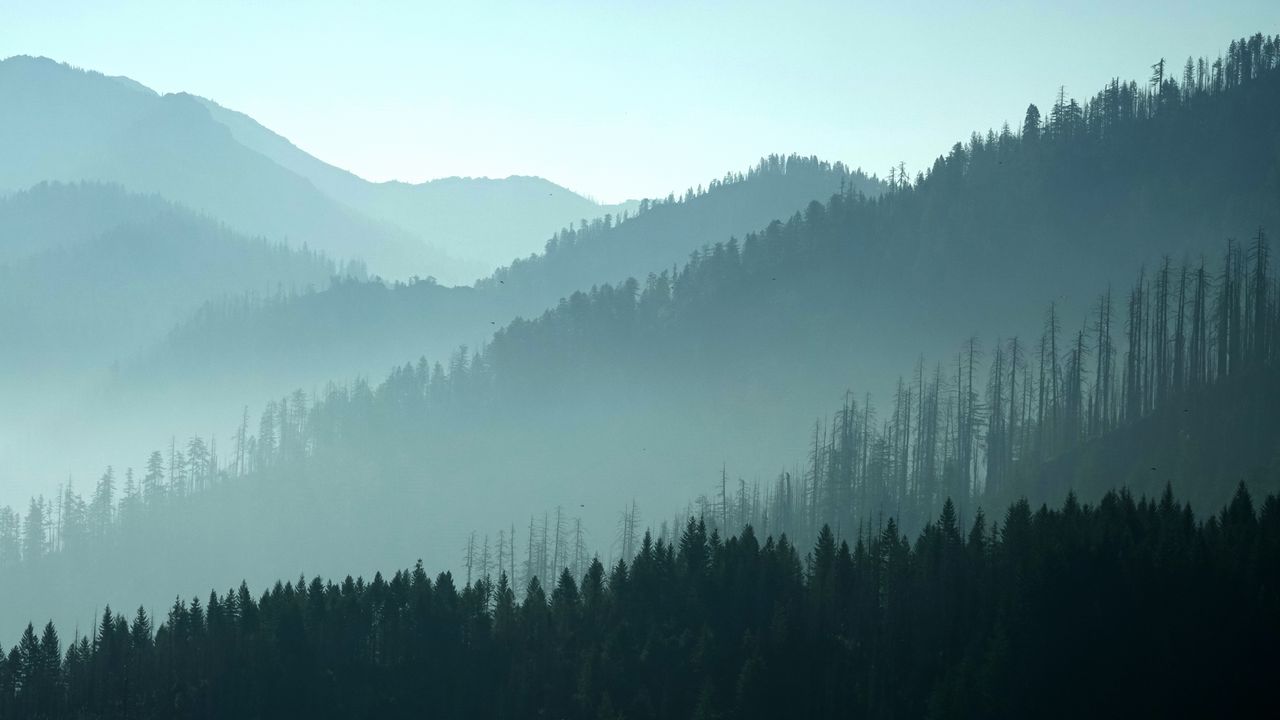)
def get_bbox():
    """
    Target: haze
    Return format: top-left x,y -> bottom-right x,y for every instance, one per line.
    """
2,0 -> 1272,202
1,6 -> 1279,717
